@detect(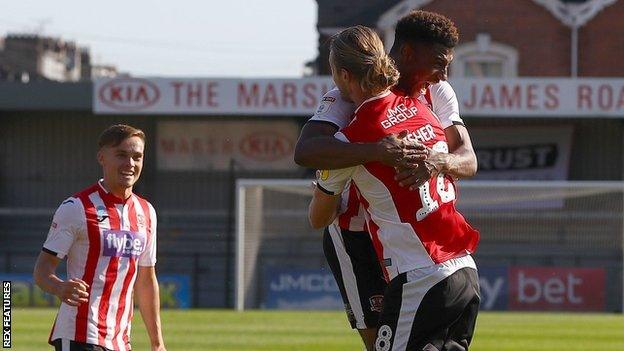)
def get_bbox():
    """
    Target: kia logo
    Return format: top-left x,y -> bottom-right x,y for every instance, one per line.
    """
98,78 -> 160,111
239,132 -> 293,162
